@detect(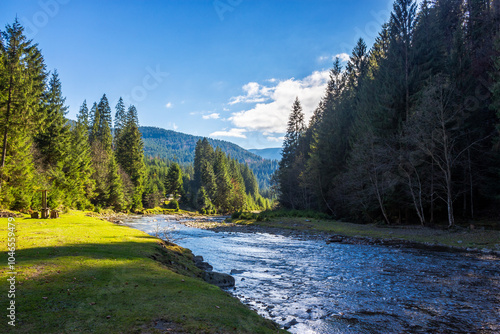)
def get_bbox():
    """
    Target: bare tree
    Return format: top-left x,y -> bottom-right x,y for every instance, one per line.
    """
406,75 -> 485,227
